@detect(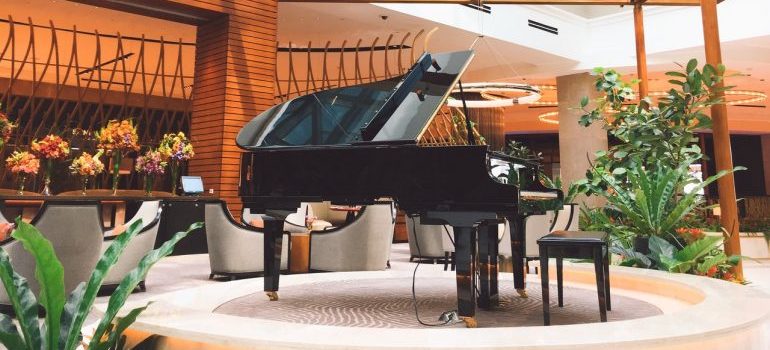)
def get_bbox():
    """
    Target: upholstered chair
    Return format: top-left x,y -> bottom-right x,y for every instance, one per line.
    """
0,201 -> 104,304
105,200 -> 161,236
206,201 -> 289,279
309,202 -> 395,272
100,203 -> 162,291
550,204 -> 580,232
243,202 -> 331,233
406,215 -> 446,263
